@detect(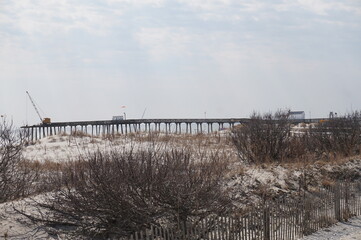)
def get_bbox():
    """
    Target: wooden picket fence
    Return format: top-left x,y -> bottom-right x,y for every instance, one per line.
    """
124,181 -> 361,240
